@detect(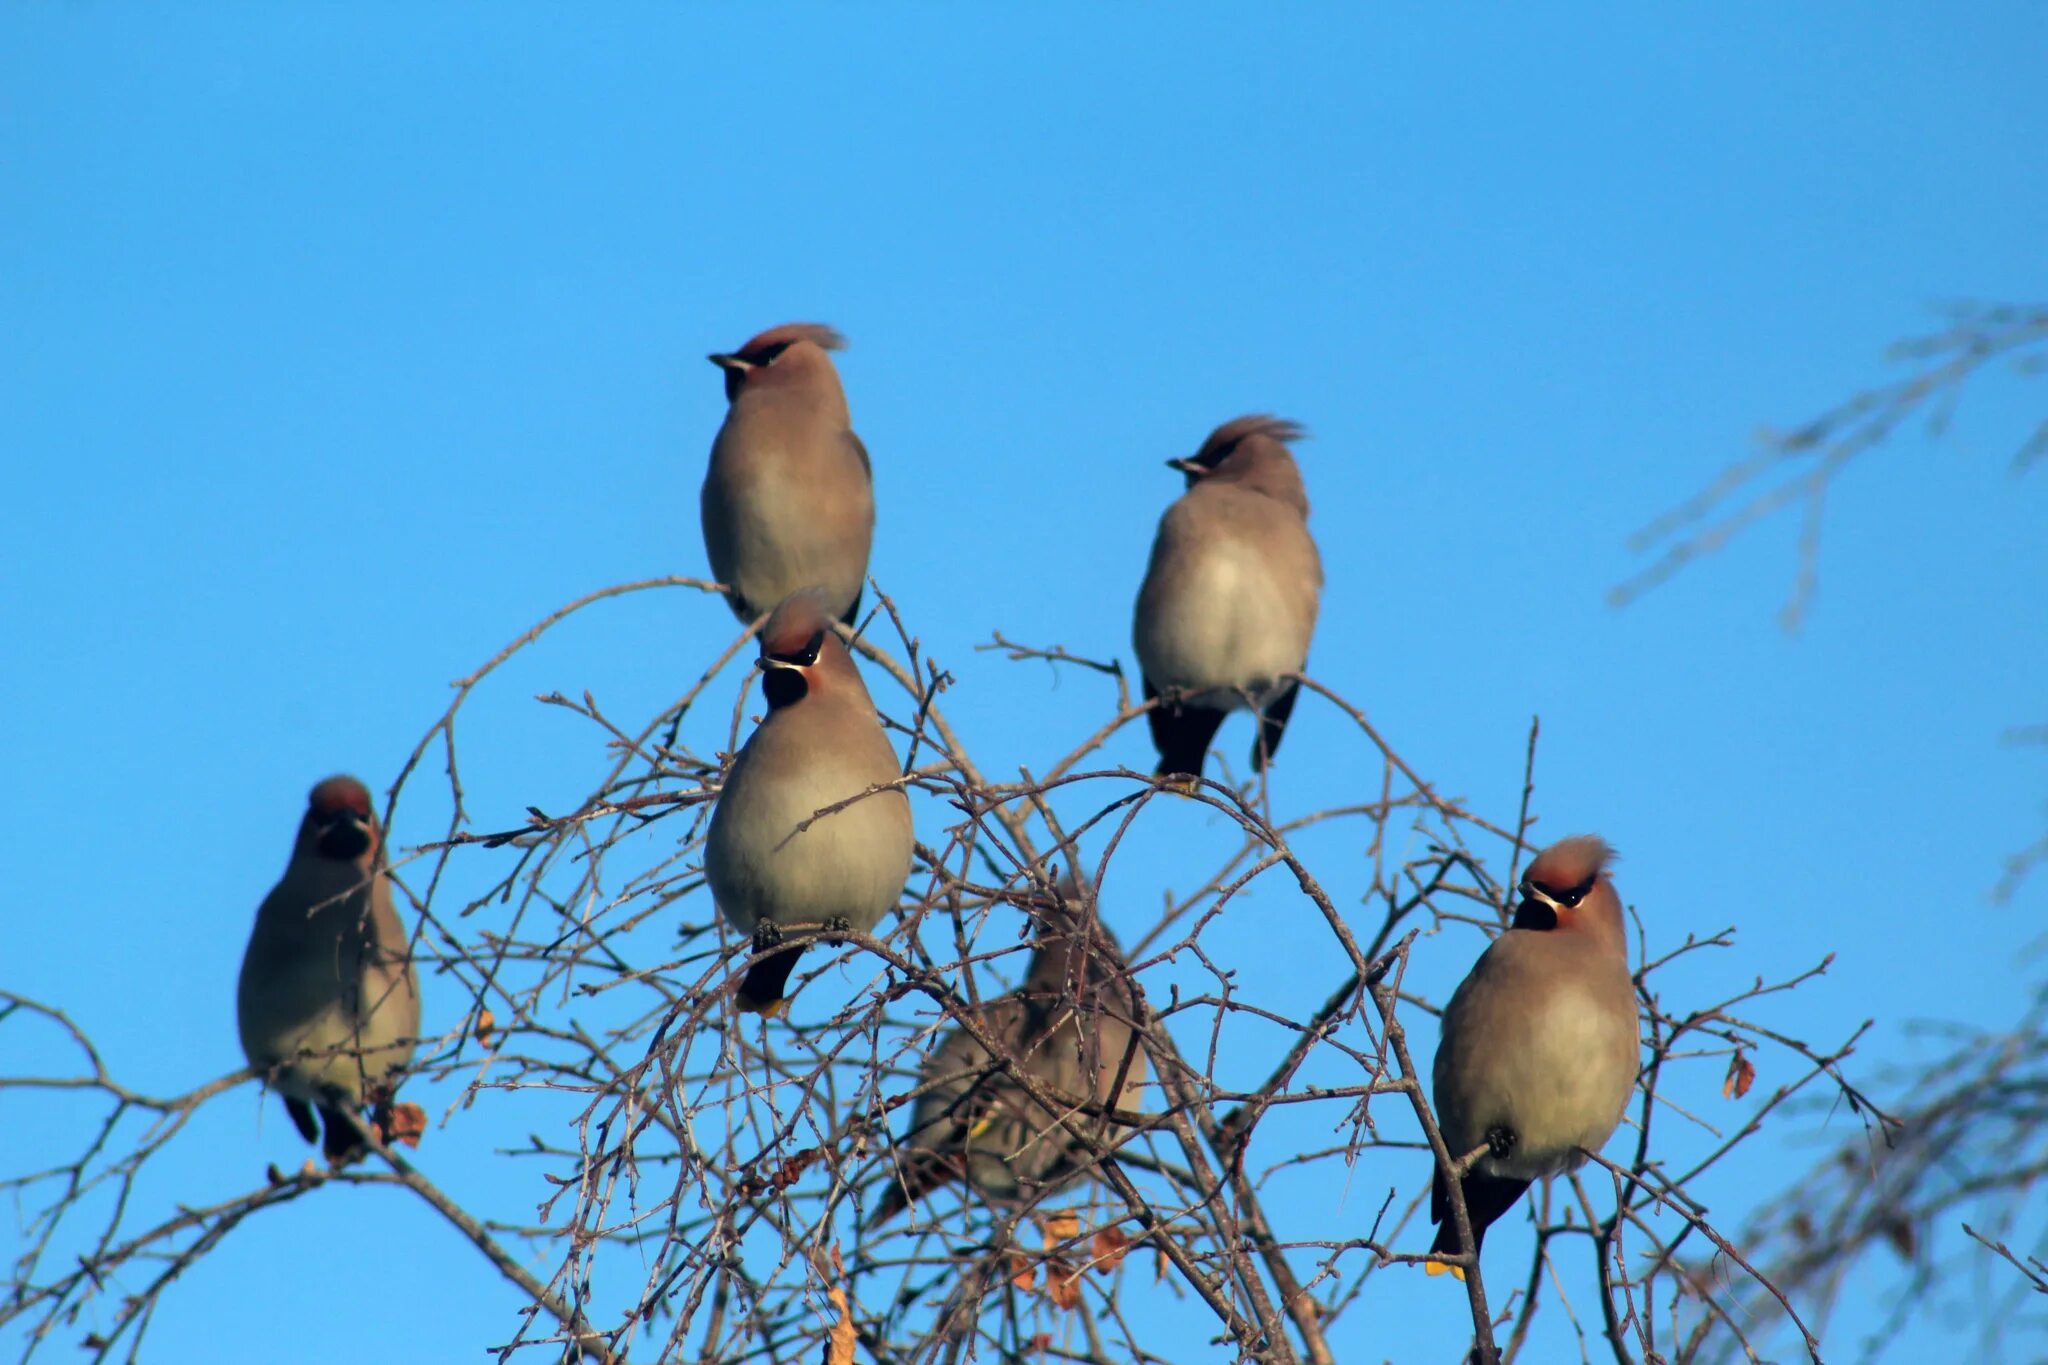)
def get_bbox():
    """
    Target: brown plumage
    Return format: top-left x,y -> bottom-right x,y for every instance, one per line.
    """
701,322 -> 873,625
1134,415 -> 1323,778
236,776 -> 421,1164
872,876 -> 1147,1223
705,590 -> 914,1015
1427,835 -> 1638,1276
